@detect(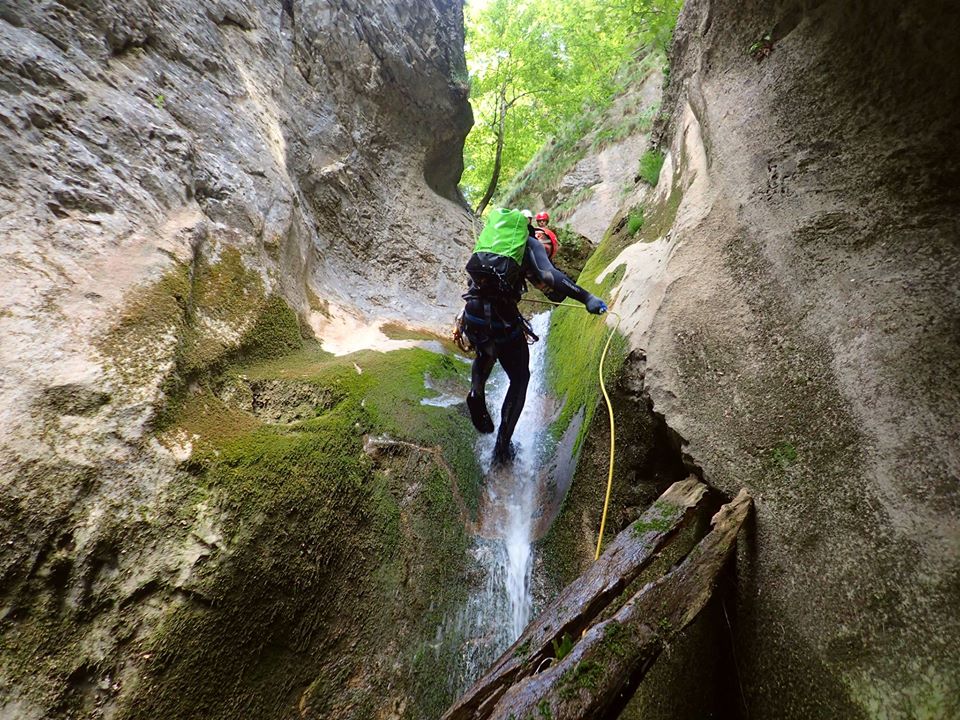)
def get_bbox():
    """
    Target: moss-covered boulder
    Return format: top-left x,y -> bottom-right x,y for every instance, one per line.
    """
1,262 -> 482,719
